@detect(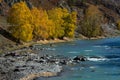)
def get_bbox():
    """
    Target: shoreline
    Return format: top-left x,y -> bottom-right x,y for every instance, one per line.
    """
20,72 -> 58,80
0,38 -> 73,54
1,35 -> 120,54
0,46 -> 63,80
0,44 -> 87,80
0,36 -> 120,80
0,39 -> 87,80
